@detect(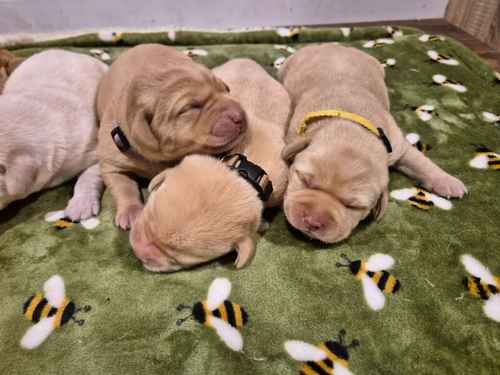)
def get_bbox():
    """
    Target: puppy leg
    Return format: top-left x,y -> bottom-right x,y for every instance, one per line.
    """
102,169 -> 143,230
64,164 -> 104,221
395,145 -> 467,198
